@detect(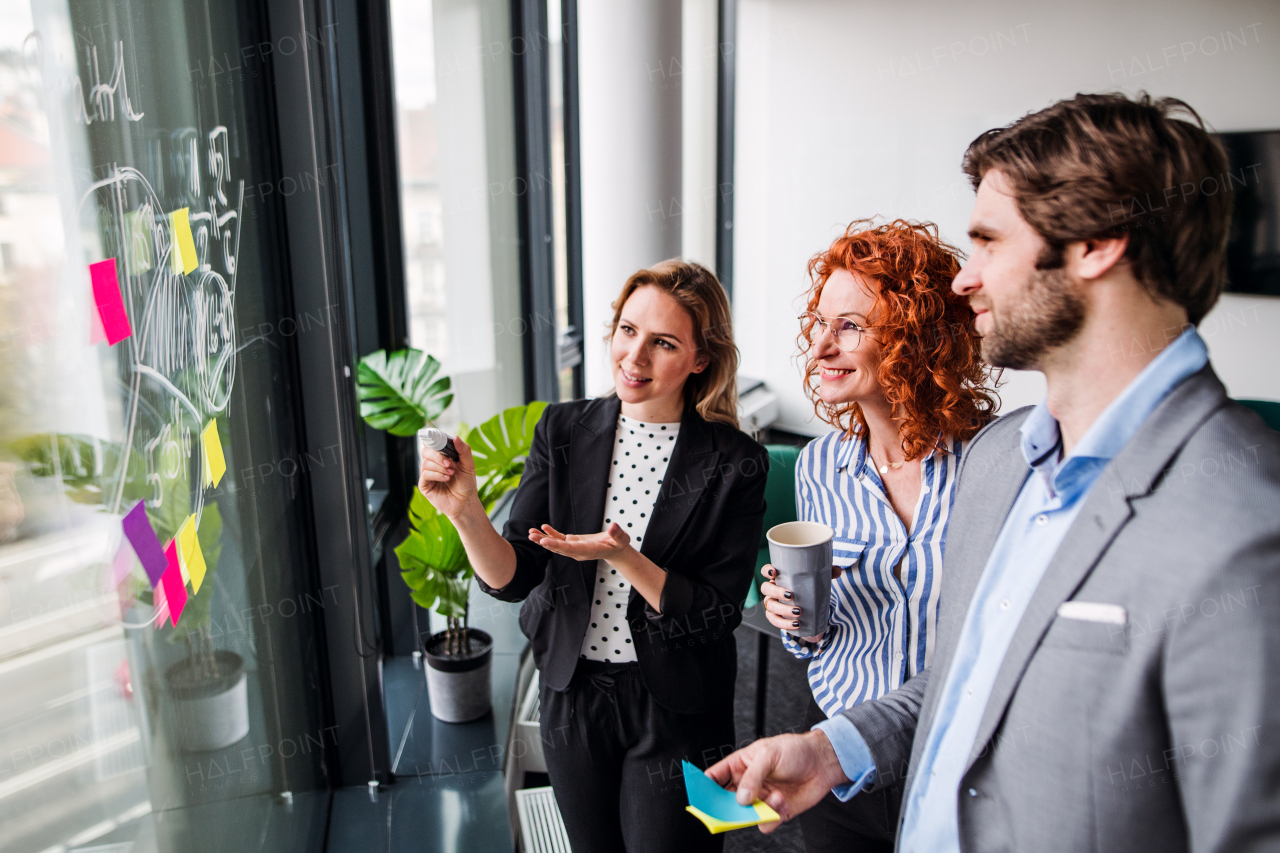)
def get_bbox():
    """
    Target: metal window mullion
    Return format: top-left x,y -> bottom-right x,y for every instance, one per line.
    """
513,0 -> 560,404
